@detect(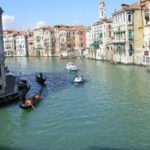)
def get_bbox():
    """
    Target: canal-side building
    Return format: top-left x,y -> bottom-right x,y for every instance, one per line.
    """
86,27 -> 92,48
112,4 -> 134,64
27,31 -> 35,56
144,0 -> 150,65
43,27 -> 55,56
3,30 -> 16,57
95,19 -> 113,61
88,0 -> 113,60
65,28 -> 76,57
33,27 -> 46,56
33,27 -> 55,57
59,28 -> 67,57
112,1 -> 147,64
55,25 -> 86,58
74,26 -> 86,56
133,0 -> 148,65
15,32 -> 28,57
88,0 -> 106,60
54,25 -> 67,57
85,27 -> 92,58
